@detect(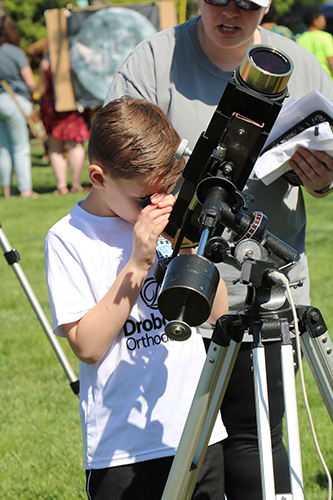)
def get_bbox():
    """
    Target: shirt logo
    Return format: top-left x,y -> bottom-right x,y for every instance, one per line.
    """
124,277 -> 170,350
140,277 -> 160,310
